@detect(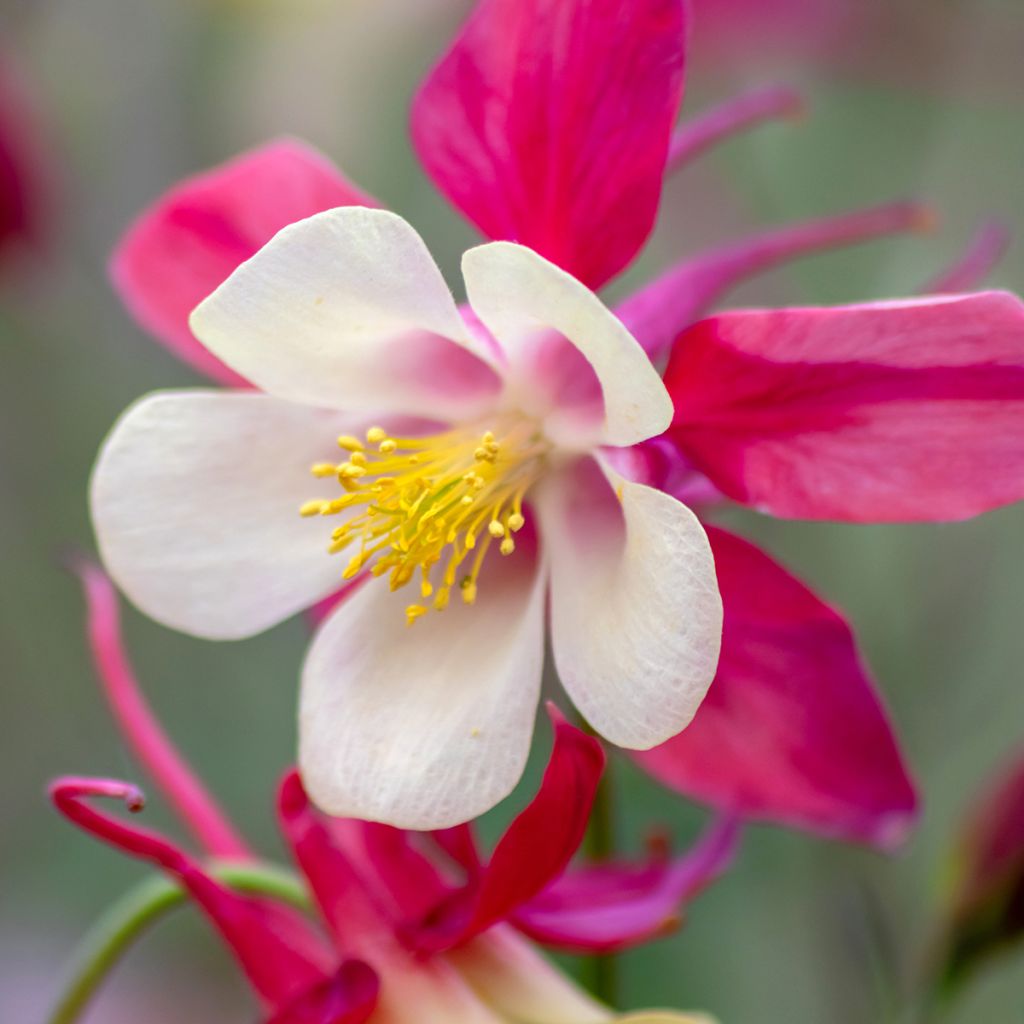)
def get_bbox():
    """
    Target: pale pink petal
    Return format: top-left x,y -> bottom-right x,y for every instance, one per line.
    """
411,0 -> 687,290
190,208 -> 501,418
299,541 -> 546,829
462,242 -> 670,448
663,291 -> 1024,521
111,139 -> 378,385
539,457 -> 721,749
633,528 -> 917,848
91,390 -> 359,640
